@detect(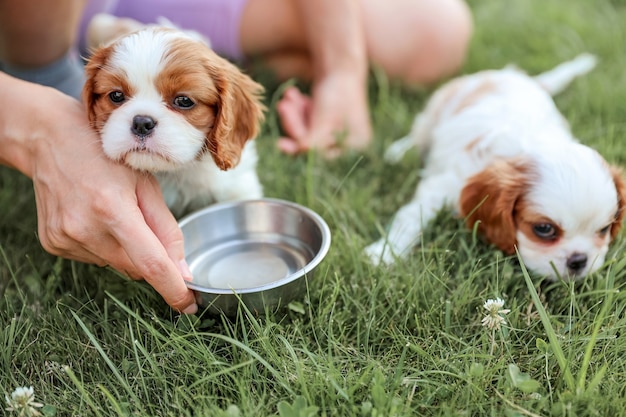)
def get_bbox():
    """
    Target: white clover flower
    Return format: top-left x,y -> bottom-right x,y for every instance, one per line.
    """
481,298 -> 511,330
5,386 -> 43,417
